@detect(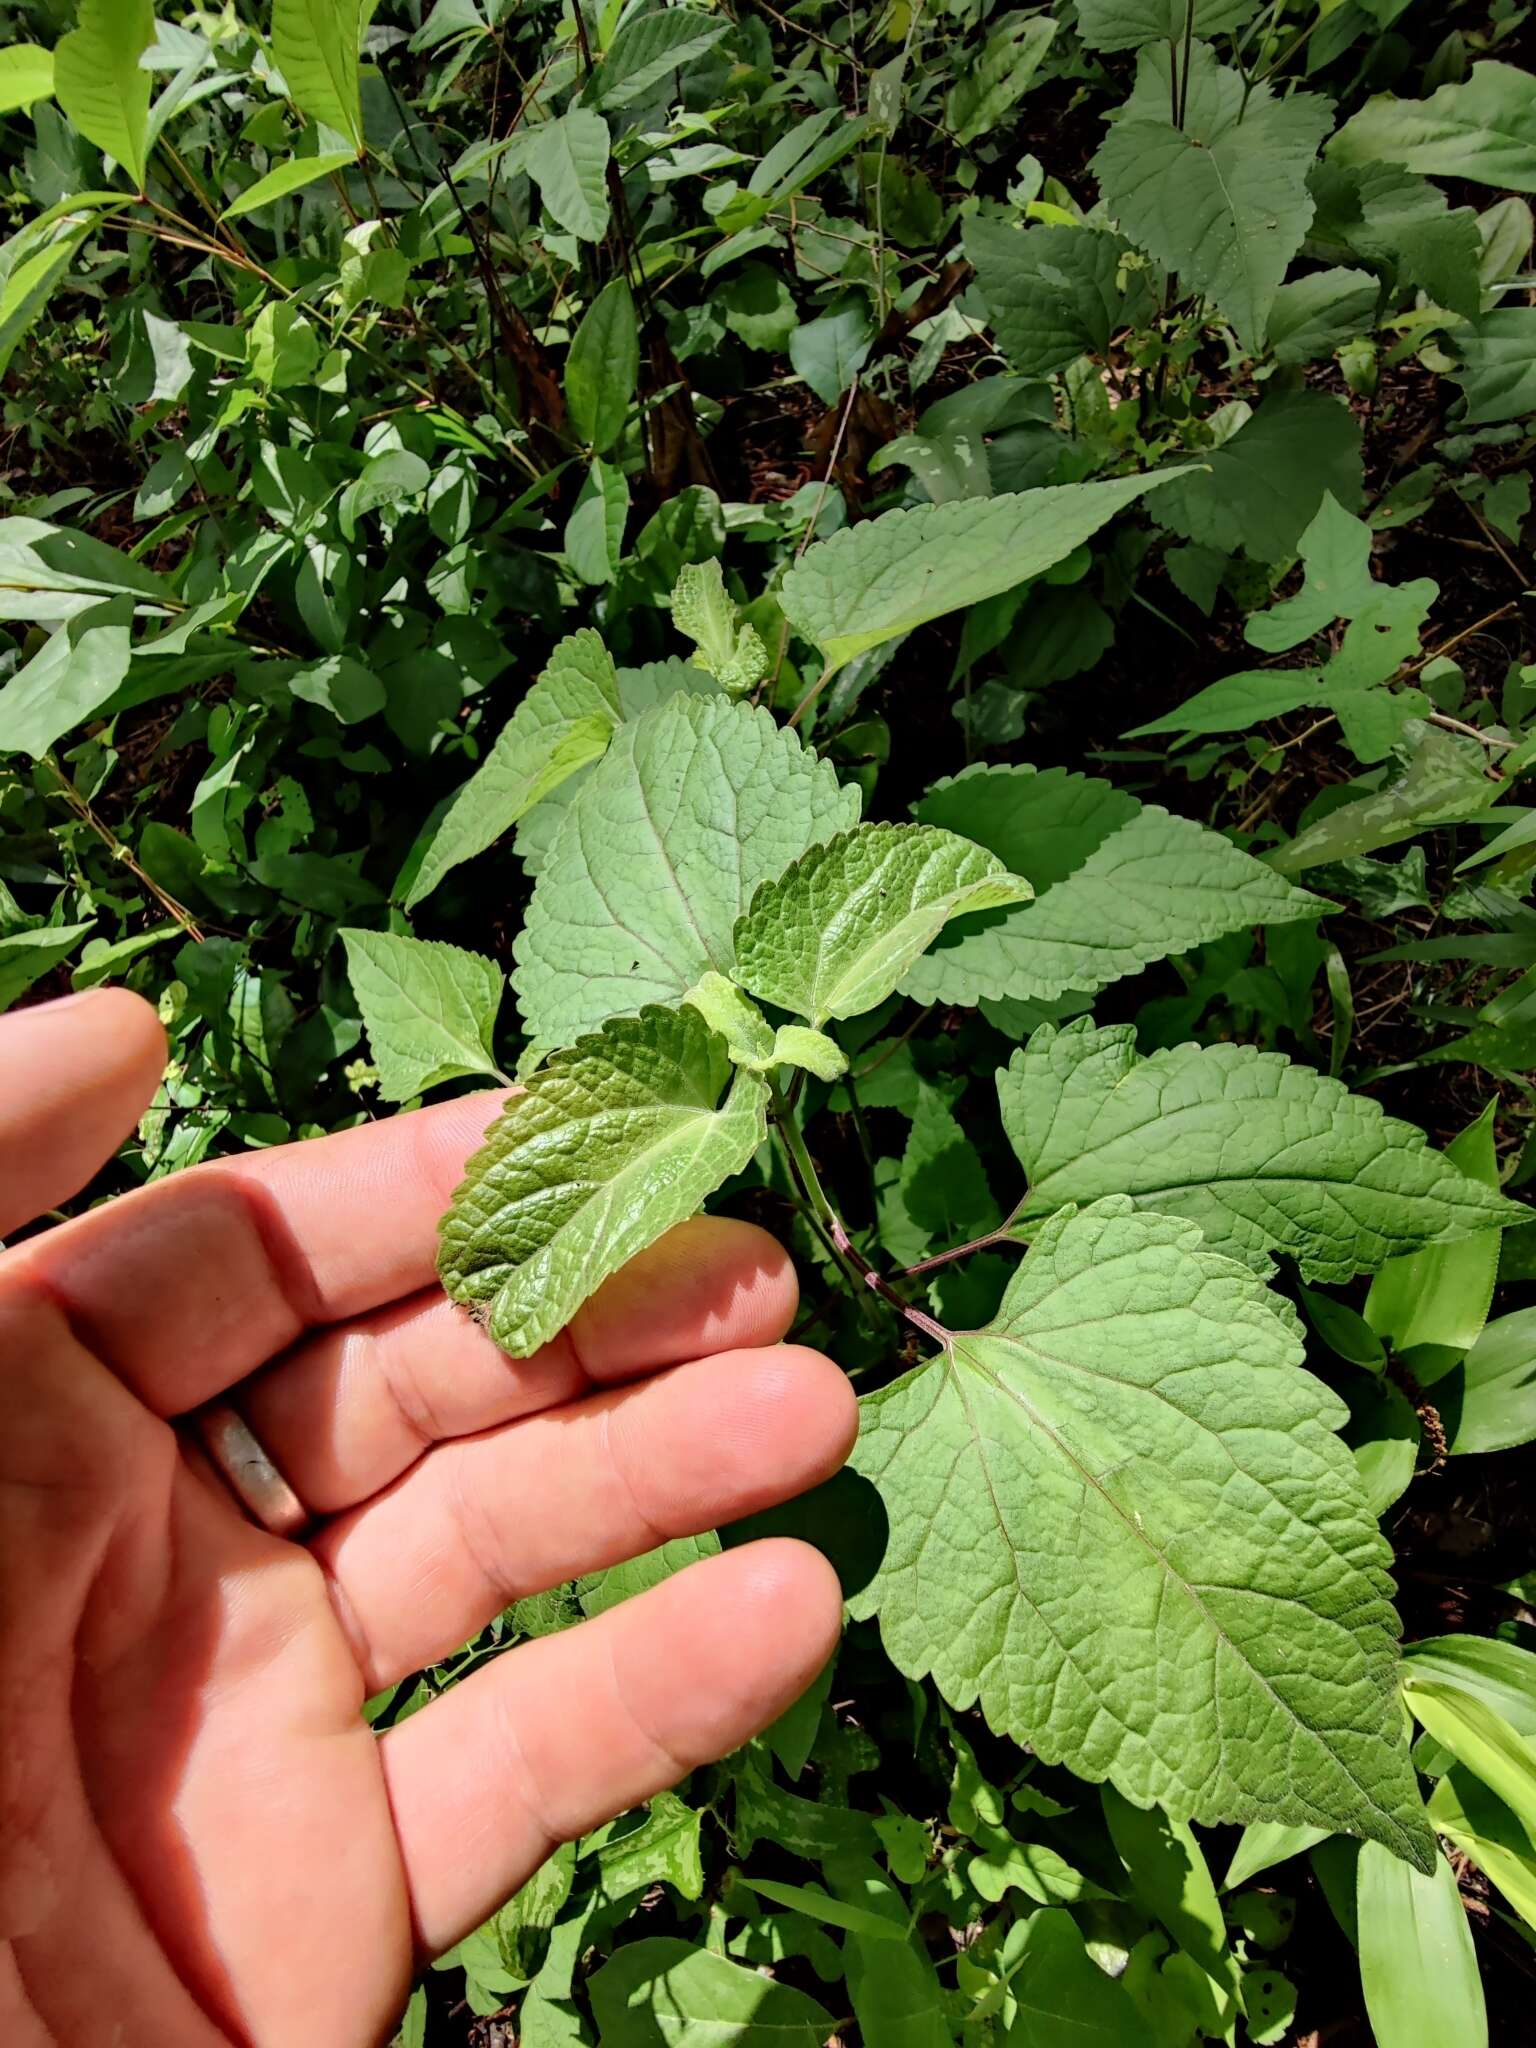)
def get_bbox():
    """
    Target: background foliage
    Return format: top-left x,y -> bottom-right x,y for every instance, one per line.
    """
3,1 -> 1536,2042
